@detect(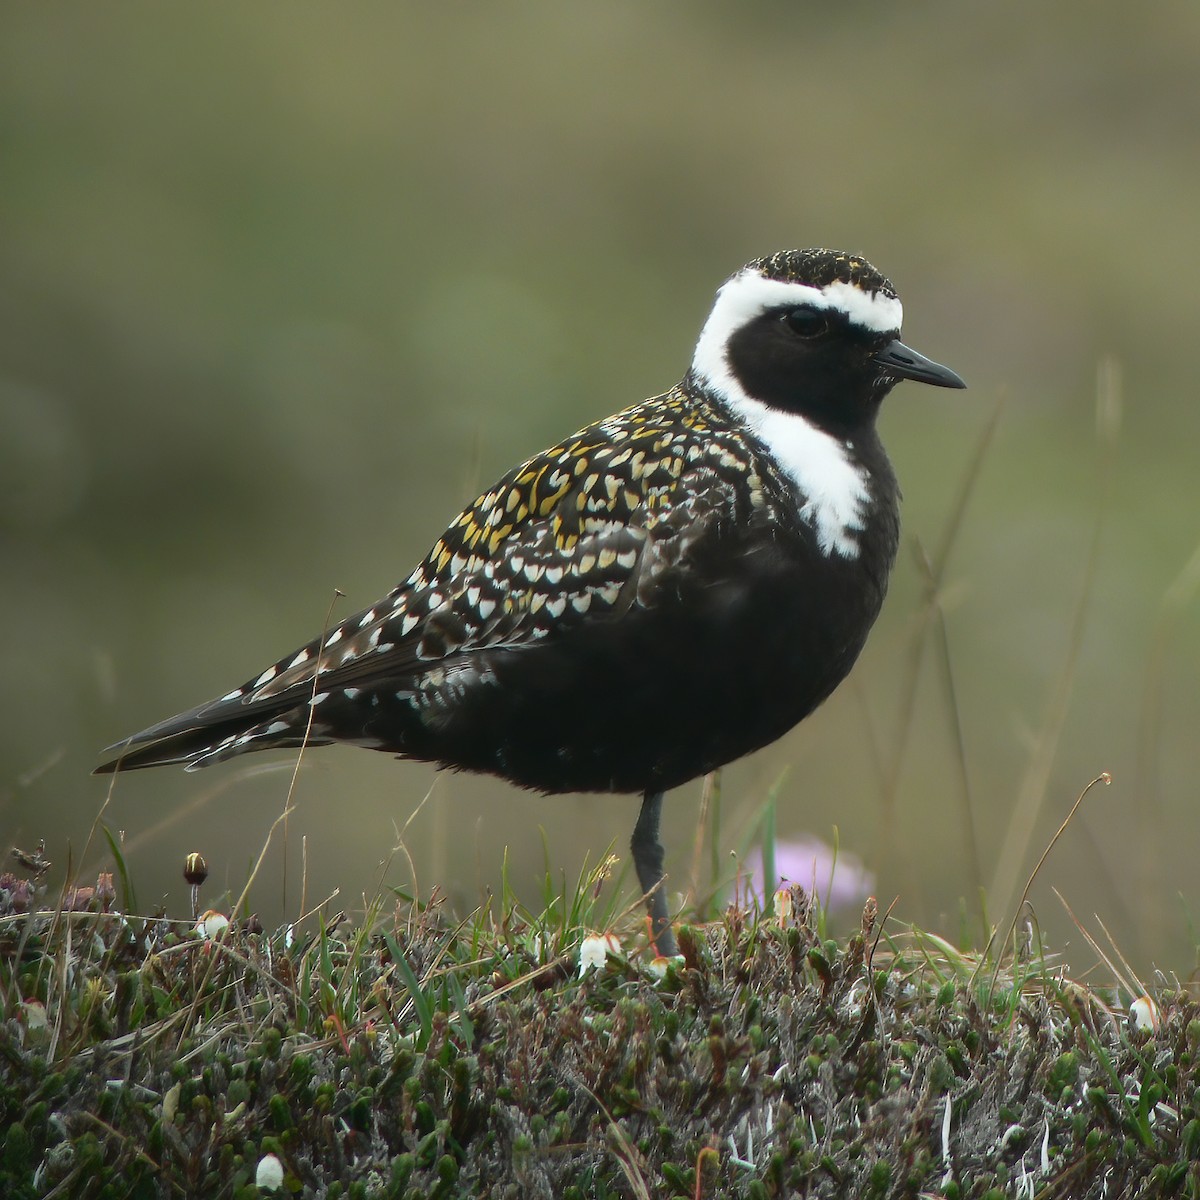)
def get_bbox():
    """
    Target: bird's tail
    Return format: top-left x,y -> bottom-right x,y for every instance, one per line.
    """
94,595 -> 423,776
93,696 -> 334,775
